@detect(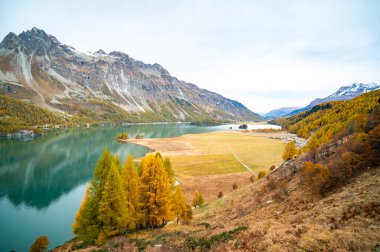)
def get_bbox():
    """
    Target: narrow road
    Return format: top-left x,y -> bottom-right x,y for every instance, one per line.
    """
228,147 -> 256,174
